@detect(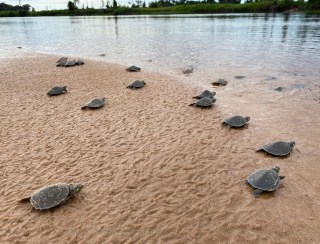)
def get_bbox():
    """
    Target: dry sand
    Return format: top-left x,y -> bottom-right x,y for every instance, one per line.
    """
0,54 -> 320,243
